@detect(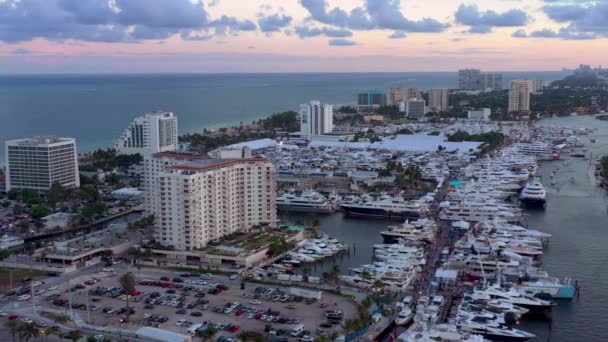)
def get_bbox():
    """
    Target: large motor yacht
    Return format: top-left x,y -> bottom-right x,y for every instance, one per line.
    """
519,179 -> 546,207
276,190 -> 334,213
